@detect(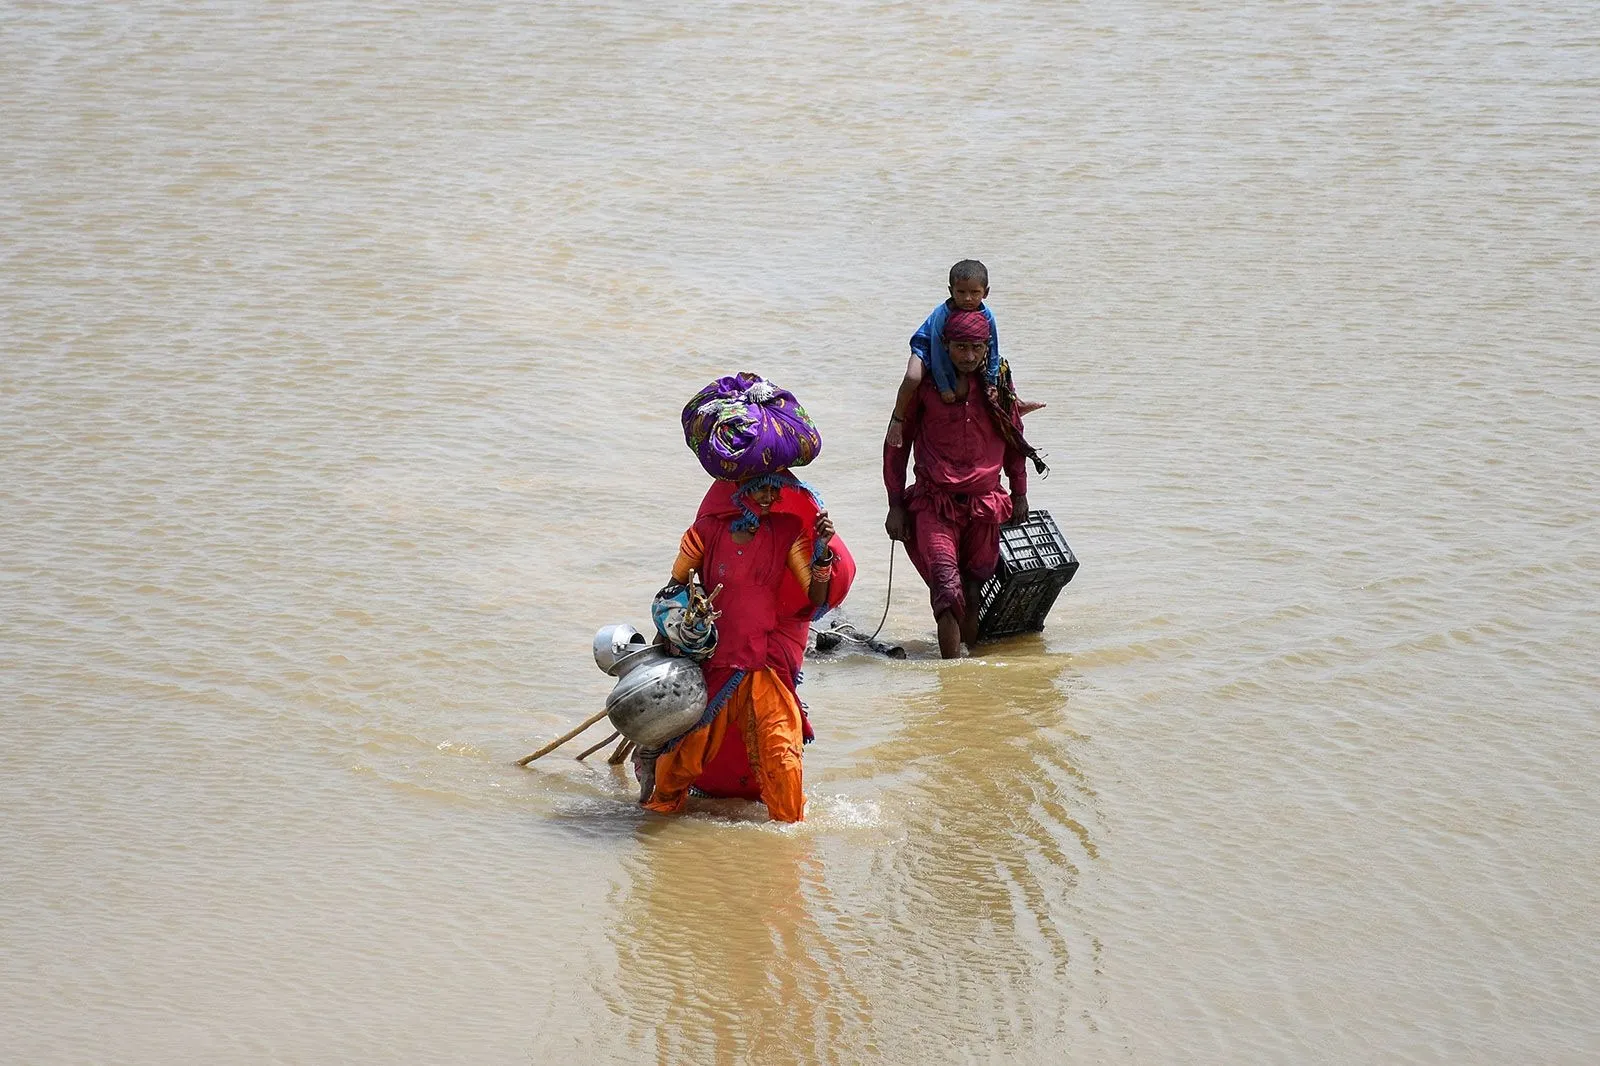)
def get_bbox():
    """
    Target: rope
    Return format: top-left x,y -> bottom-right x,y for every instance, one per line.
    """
863,541 -> 896,643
